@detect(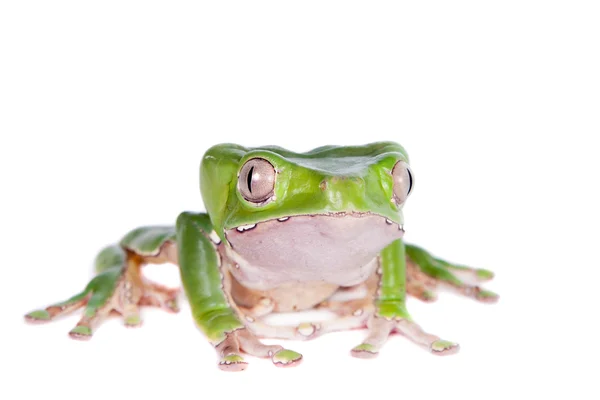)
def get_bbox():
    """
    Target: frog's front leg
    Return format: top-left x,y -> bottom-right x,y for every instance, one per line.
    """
351,239 -> 459,358
176,212 -> 302,371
